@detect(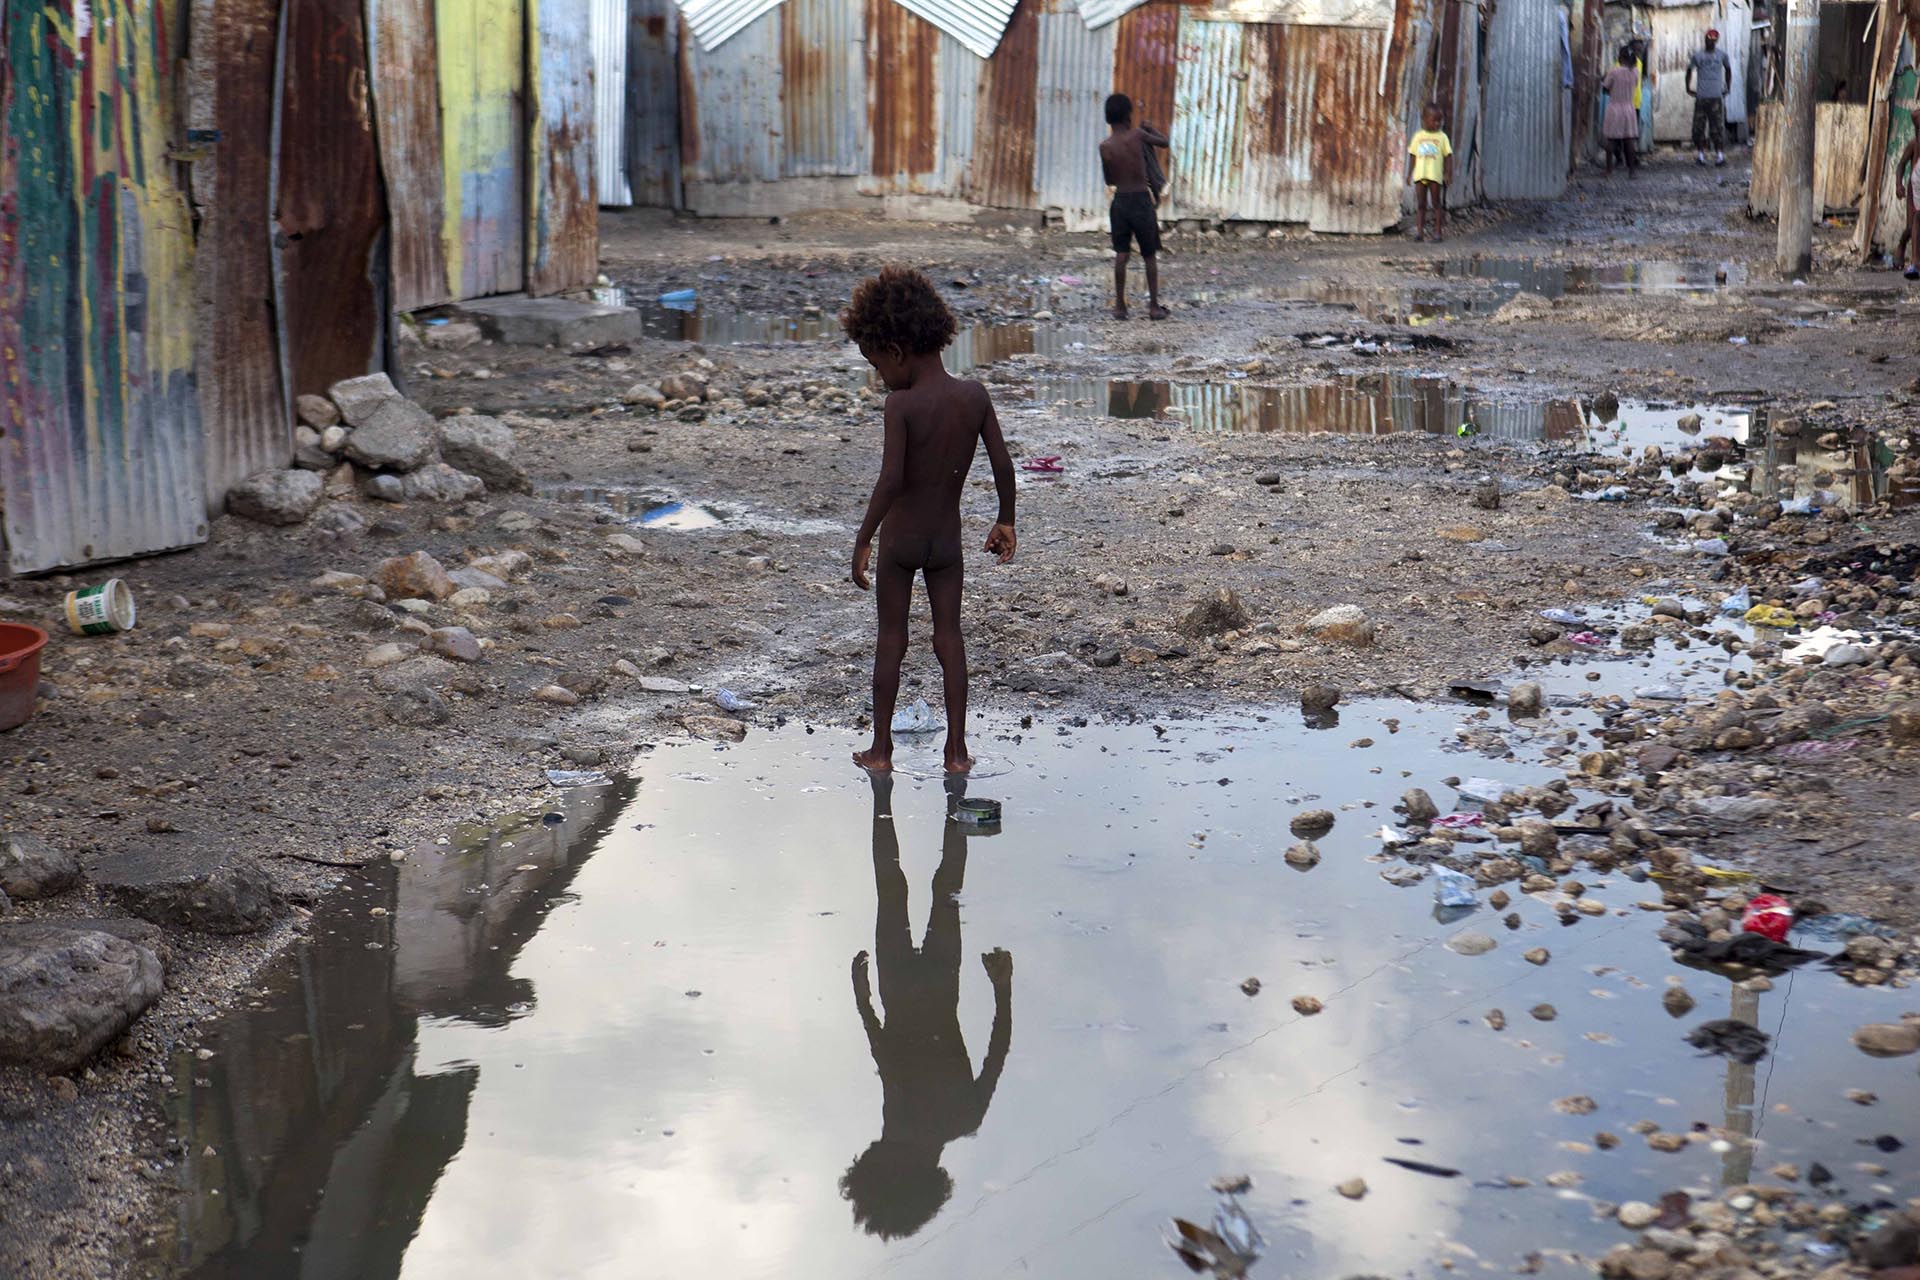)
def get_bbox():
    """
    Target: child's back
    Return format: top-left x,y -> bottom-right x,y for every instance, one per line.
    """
842,268 -> 1017,774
